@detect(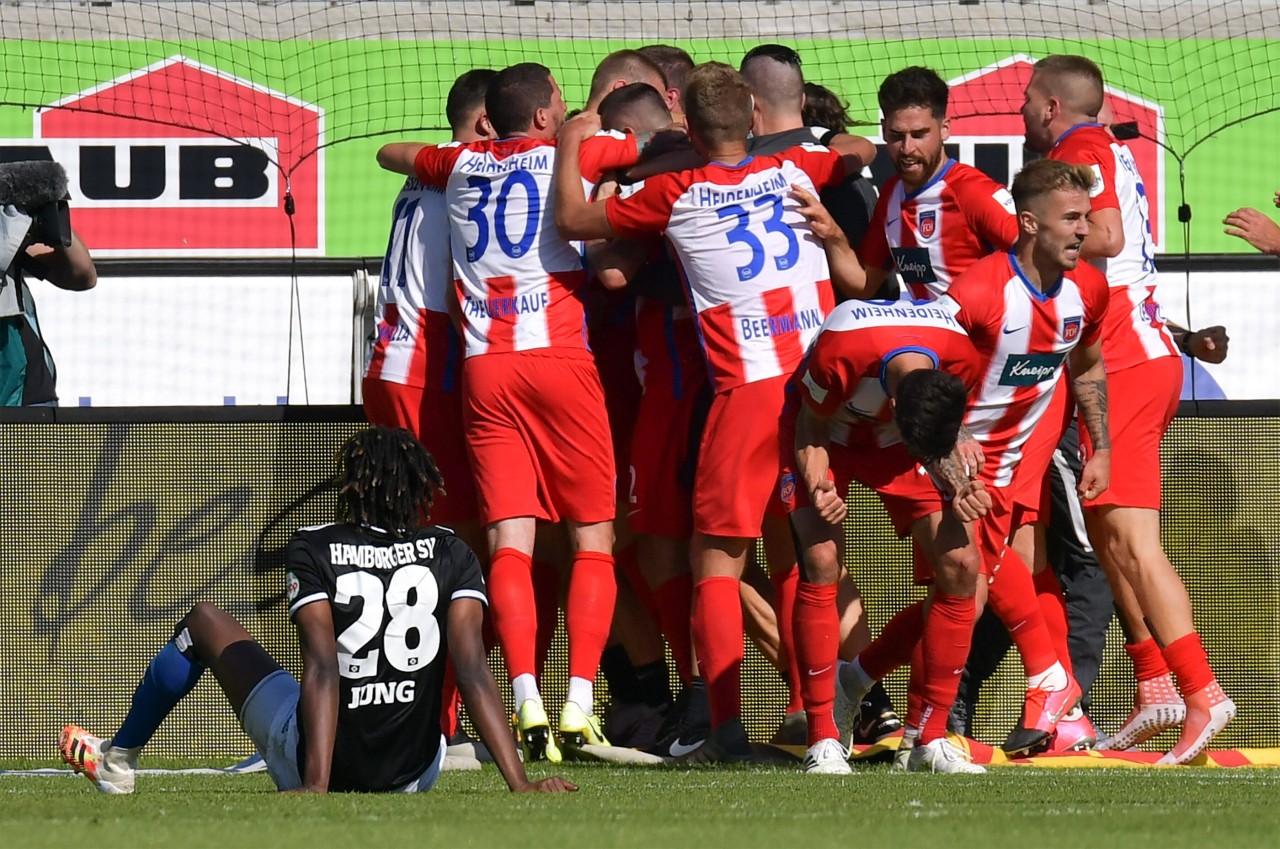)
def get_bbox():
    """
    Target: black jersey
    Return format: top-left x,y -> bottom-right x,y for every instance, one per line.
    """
285,522 -> 487,792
